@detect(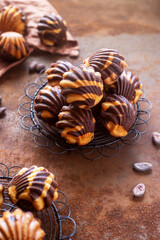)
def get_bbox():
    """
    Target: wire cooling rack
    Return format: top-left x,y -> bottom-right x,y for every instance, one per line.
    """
18,71 -> 152,160
0,163 -> 76,240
